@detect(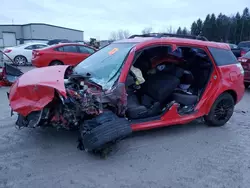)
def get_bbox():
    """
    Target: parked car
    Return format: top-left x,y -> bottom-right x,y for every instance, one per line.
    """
47,39 -> 72,45
31,43 -> 97,67
8,34 -> 245,156
0,50 -> 23,86
238,41 -> 250,56
3,43 -> 49,66
238,51 -> 250,88
229,43 -> 241,58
